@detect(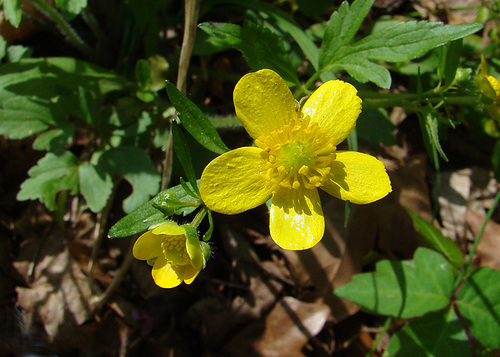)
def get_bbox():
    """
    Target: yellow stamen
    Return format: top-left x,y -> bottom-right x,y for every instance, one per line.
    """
256,117 -> 336,193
